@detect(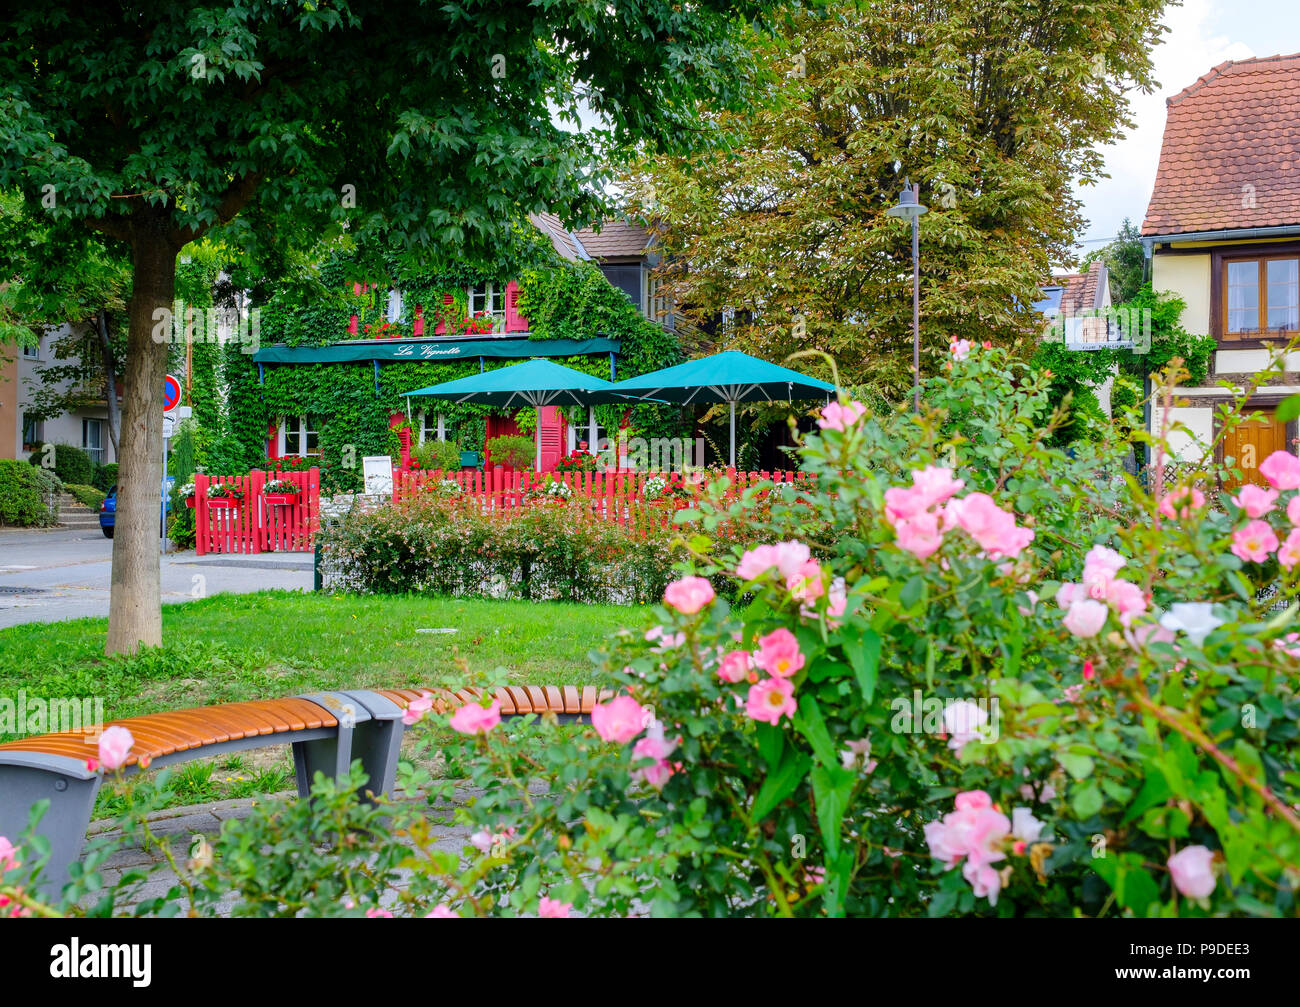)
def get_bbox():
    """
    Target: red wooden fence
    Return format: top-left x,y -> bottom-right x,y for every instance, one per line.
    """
194,468 -> 321,555
392,466 -> 813,533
